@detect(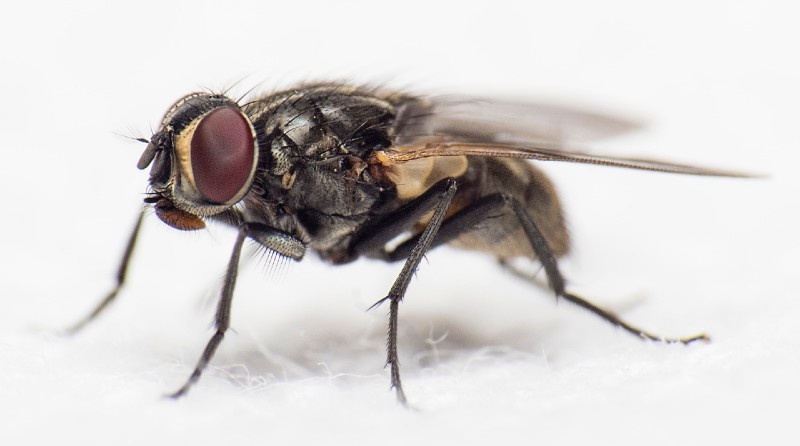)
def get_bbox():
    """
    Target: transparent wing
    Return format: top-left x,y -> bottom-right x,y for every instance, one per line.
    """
394,95 -> 642,146
388,96 -> 754,178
